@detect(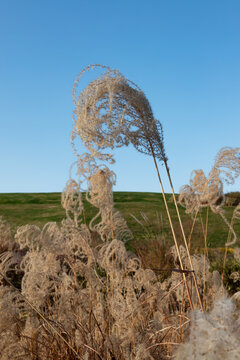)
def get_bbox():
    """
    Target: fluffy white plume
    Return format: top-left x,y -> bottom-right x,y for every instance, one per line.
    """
174,295 -> 240,360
